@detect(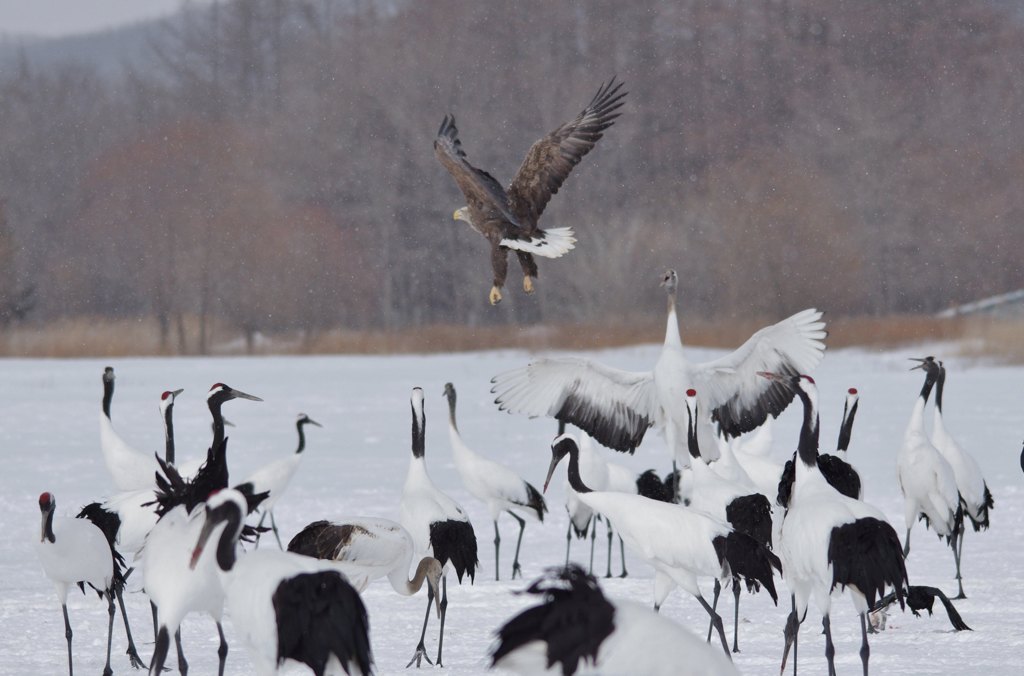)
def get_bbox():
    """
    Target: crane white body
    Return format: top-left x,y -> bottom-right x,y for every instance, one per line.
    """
193,491 -> 373,676
98,367 -> 162,492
